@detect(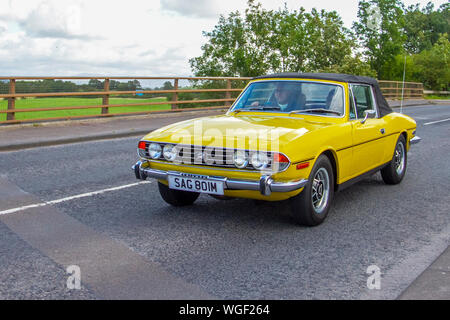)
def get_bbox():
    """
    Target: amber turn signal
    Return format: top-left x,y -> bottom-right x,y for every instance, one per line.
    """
296,162 -> 310,170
